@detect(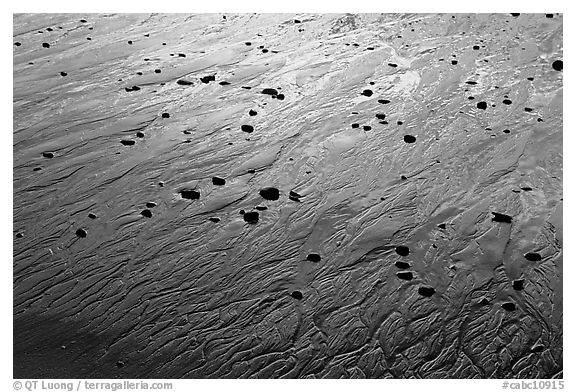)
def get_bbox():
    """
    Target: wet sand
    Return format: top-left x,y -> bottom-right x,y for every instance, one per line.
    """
13,13 -> 562,378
